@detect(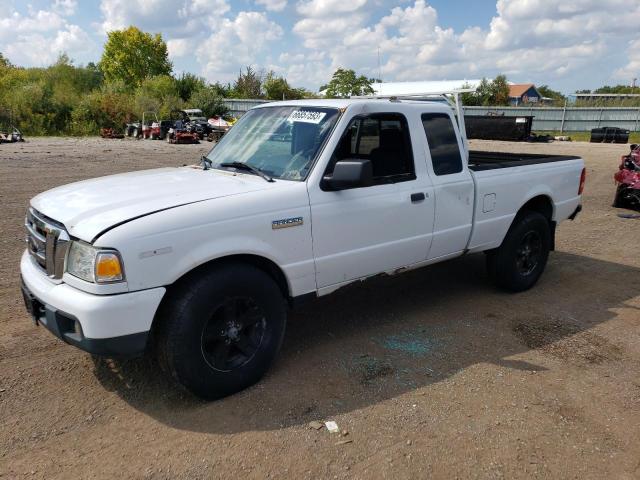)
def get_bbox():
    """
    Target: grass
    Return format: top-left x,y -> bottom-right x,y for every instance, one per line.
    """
535,131 -> 640,143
